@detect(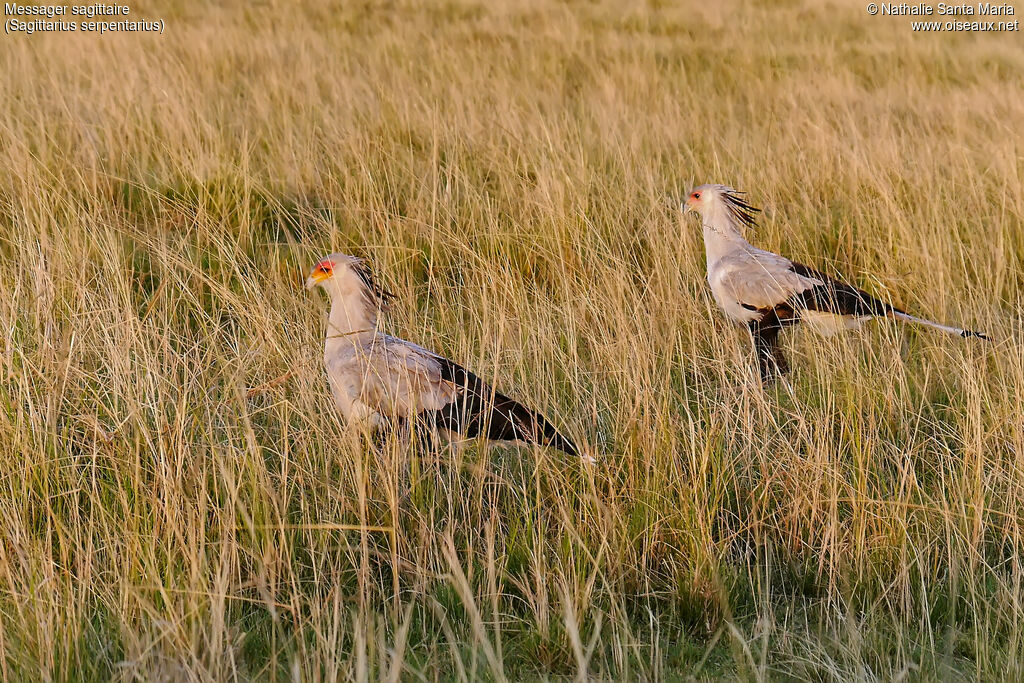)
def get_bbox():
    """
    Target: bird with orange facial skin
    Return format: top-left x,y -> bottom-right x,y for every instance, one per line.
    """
305,253 -> 590,460
683,184 -> 988,382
